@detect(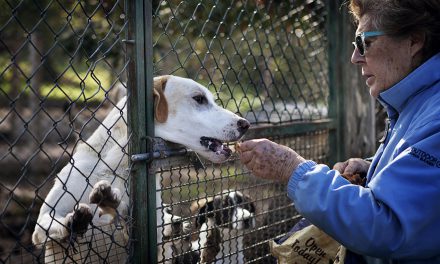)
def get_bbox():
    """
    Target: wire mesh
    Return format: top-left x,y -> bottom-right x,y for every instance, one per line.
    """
0,0 -> 129,262
153,0 -> 329,124
0,0 -> 380,263
154,131 -> 329,263
152,1 -> 330,263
